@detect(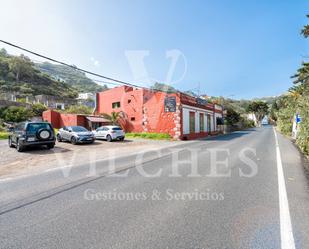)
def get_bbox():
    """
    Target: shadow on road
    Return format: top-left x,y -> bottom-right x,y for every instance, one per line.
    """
200,130 -> 252,141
